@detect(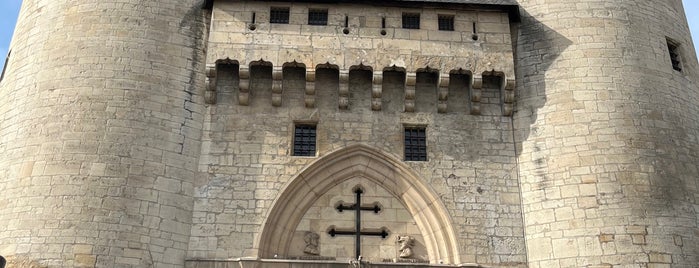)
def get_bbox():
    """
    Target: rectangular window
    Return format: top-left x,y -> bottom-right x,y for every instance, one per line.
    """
270,7 -> 290,24
667,39 -> 682,72
293,124 -> 317,156
402,13 -> 420,29
404,127 -> 427,161
438,15 -> 454,31
308,9 -> 328,25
